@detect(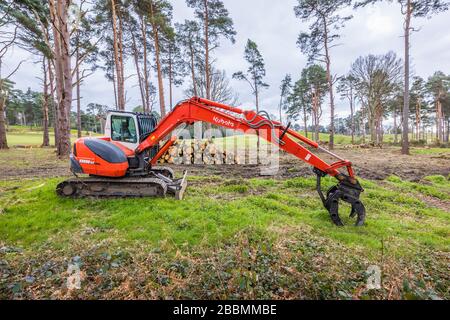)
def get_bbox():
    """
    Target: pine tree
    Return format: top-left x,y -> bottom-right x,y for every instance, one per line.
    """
176,20 -> 202,97
161,26 -> 186,110
295,0 -> 353,150
233,39 -> 268,162
287,77 -> 311,138
279,74 -> 292,123
186,0 -> 236,101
